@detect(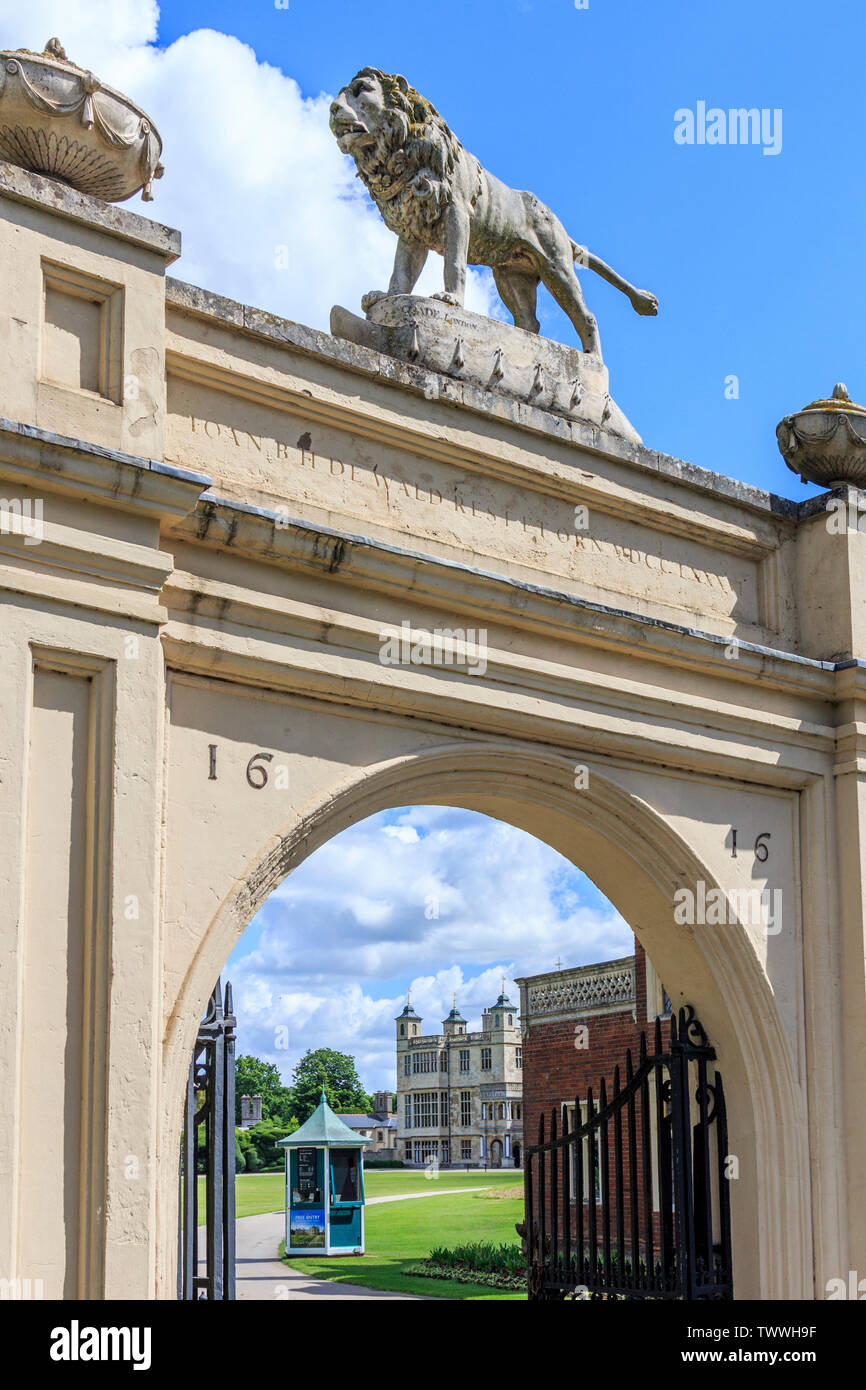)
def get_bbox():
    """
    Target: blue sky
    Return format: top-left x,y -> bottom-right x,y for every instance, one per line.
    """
4,0 -> 862,492
151,0 -> 865,494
